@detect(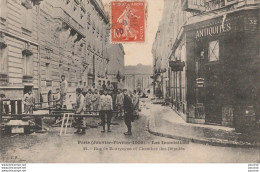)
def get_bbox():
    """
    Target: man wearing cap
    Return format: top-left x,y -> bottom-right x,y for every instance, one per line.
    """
75,88 -> 86,134
84,89 -> 93,113
99,89 -> 113,132
60,75 -> 68,108
116,89 -> 124,119
123,89 -> 134,135
23,89 -> 34,114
